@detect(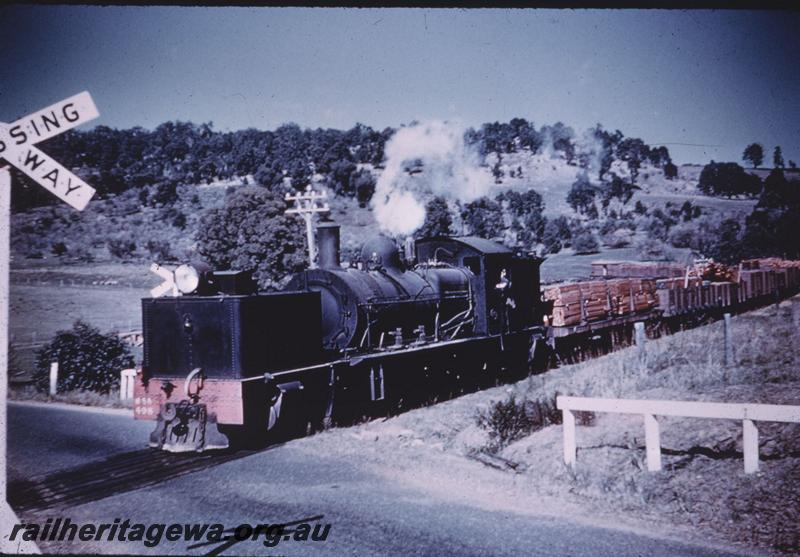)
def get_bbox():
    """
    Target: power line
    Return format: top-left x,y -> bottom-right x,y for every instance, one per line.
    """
650,142 -> 724,148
